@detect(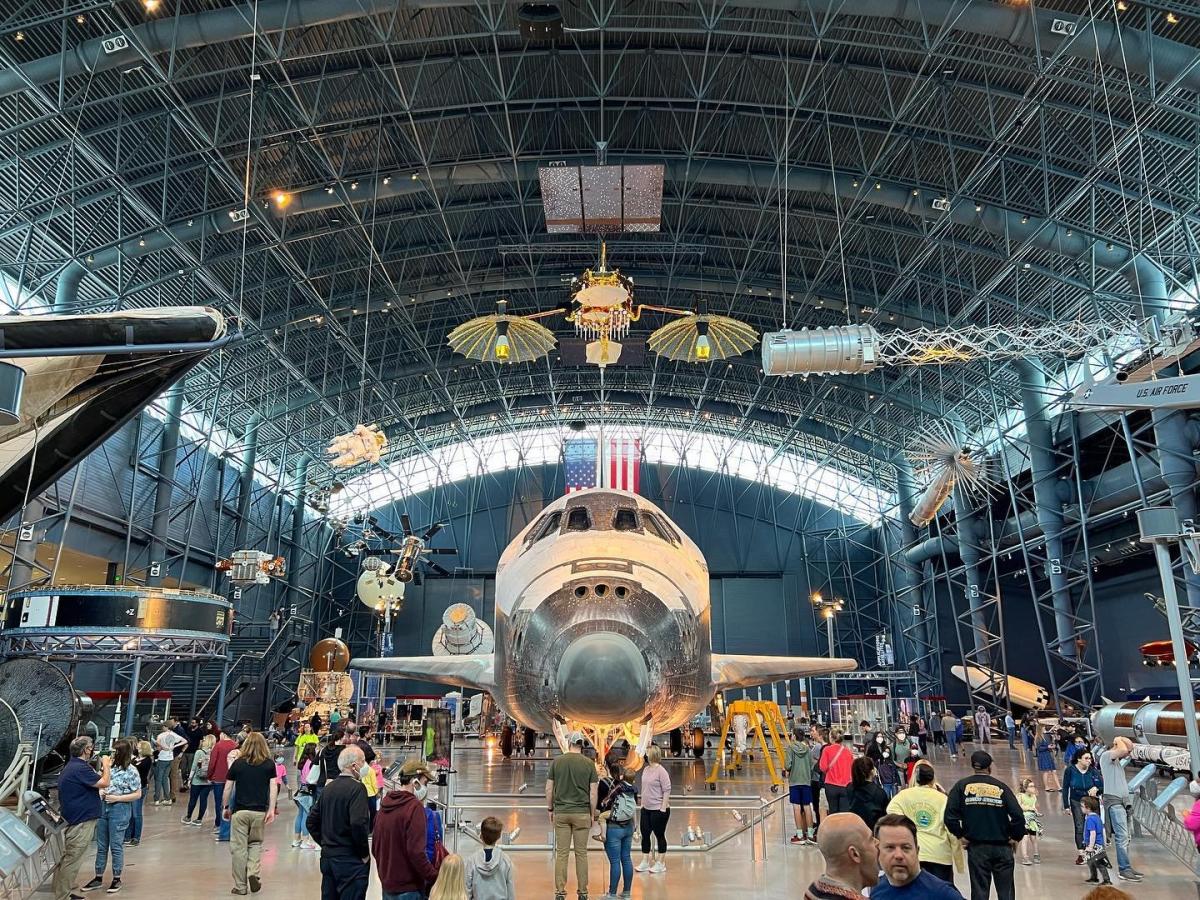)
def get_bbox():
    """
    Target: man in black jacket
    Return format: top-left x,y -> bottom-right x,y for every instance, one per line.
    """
307,744 -> 371,900
944,751 -> 1025,900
